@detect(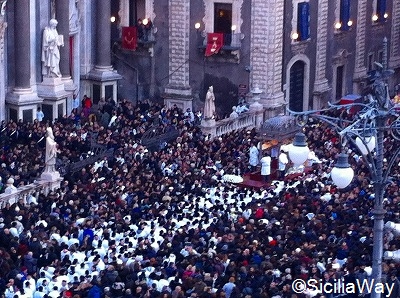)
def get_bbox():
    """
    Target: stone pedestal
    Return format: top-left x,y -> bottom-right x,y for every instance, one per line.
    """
201,118 -> 216,127
85,68 -> 122,104
163,86 -> 193,112
37,176 -> 63,194
38,78 -> 70,121
200,119 -> 217,138
40,171 -> 61,182
250,87 -> 265,128
38,78 -> 69,98
6,88 -> 42,122
62,78 -> 77,115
